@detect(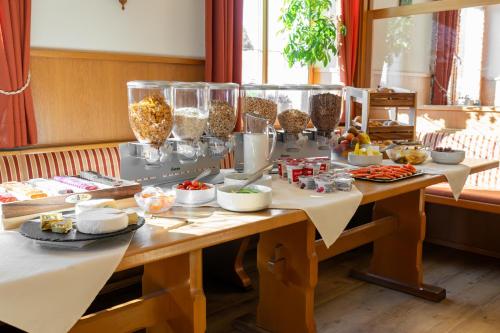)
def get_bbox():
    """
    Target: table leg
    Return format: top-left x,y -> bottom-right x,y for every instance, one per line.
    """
142,250 -> 206,333
350,189 -> 446,302
257,220 -> 318,333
